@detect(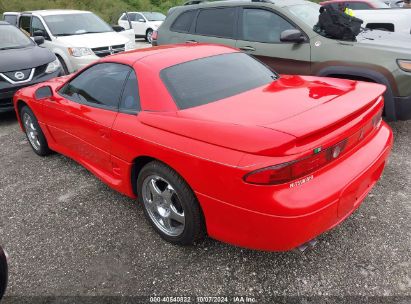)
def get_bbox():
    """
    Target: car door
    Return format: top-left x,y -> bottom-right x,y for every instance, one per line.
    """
43,63 -> 132,173
236,7 -> 311,75
131,13 -> 147,36
184,7 -> 238,47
